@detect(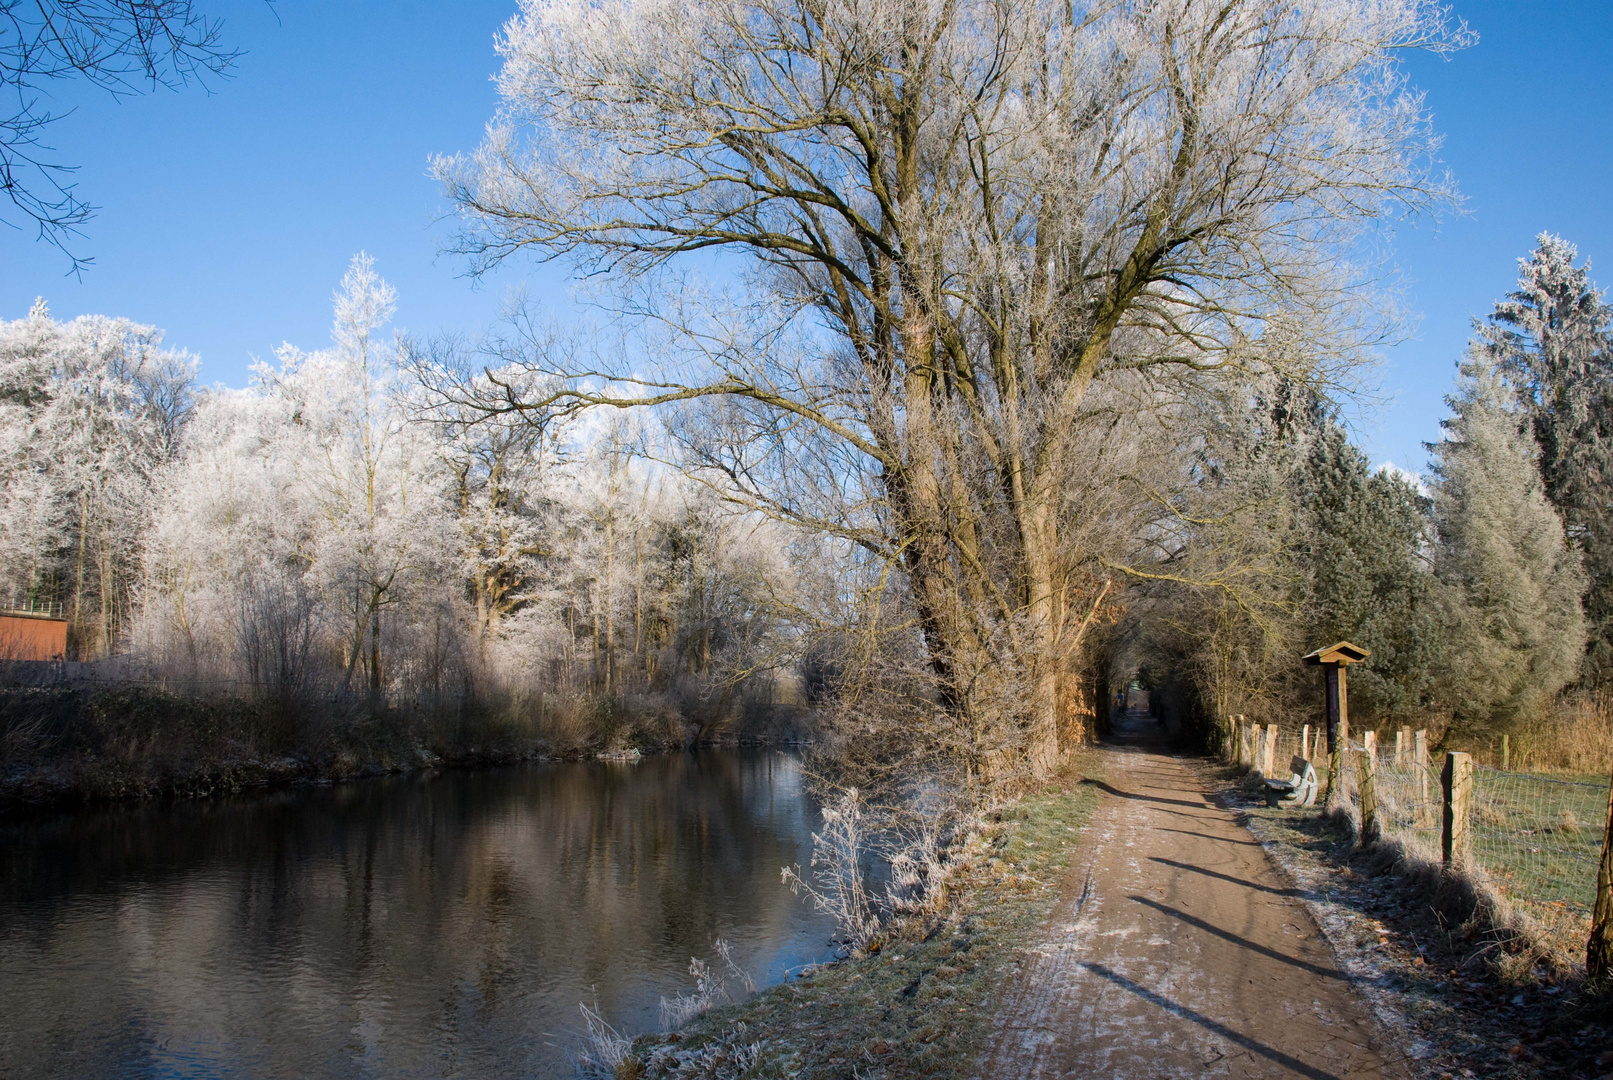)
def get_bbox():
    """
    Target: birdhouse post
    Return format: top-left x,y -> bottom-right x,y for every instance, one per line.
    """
1303,641 -> 1370,811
